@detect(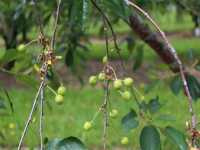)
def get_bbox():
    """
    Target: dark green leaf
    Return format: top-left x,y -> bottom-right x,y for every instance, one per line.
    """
148,96 -> 161,113
164,126 -> 188,150
121,109 -> 139,132
65,50 -> 74,67
170,75 -> 182,95
0,98 -> 6,109
139,101 -> 148,112
56,137 -> 86,150
140,125 -> 161,150
186,74 -> 200,101
46,138 -> 61,150
3,89 -> 14,113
